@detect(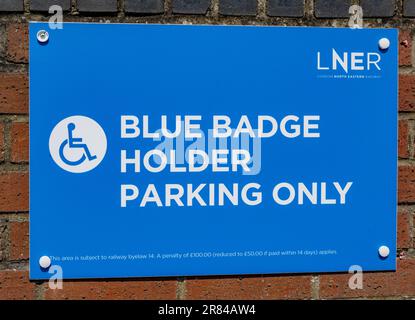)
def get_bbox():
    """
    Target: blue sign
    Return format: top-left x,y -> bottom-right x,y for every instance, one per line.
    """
30,22 -> 397,280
